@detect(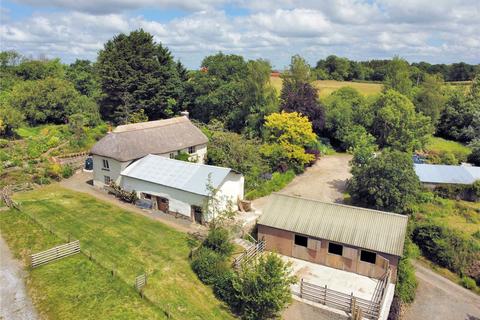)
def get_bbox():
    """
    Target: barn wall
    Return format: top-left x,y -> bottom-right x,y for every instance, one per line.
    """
120,176 -> 206,218
258,225 -> 399,282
